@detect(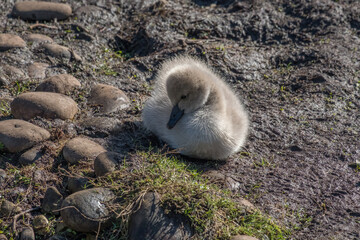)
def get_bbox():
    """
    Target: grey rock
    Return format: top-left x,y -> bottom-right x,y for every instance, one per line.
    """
62,137 -> 106,164
60,188 -> 115,233
32,214 -> 49,235
67,177 -> 91,193
36,74 -> 81,94
12,1 -> 72,21
237,198 -> 256,212
2,65 -> 25,79
94,152 -> 123,177
0,200 -> 21,217
80,117 -> 122,137
43,43 -> 71,60
231,235 -> 259,240
42,187 -> 63,215
19,145 -> 44,165
88,84 -> 130,113
0,34 -> 26,51
28,62 -> 49,79
26,34 -> 53,44
20,228 -> 35,240
129,192 -> 192,240
0,119 -> 50,152
11,92 -> 78,120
